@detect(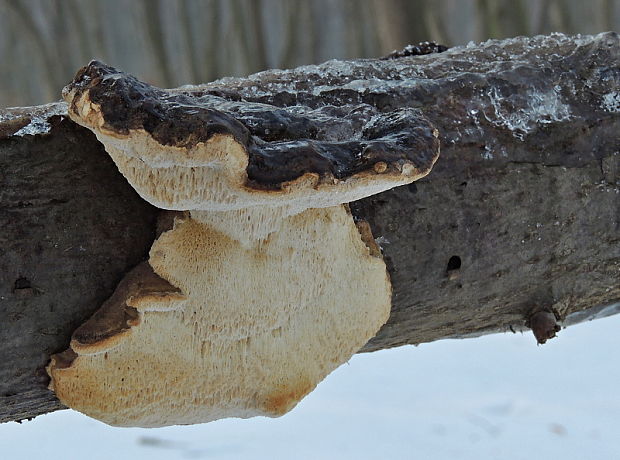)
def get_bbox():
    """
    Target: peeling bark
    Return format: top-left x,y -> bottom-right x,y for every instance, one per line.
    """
1,33 -> 619,423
